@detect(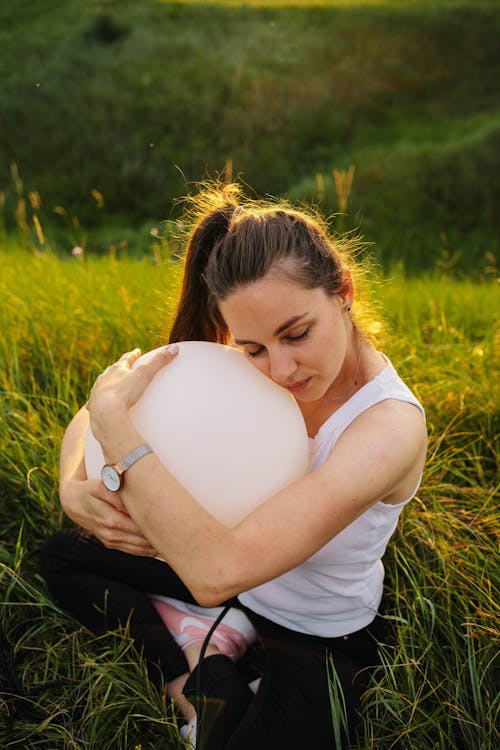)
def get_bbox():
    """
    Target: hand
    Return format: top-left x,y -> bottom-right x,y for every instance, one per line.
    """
61,475 -> 158,556
86,346 -> 179,442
